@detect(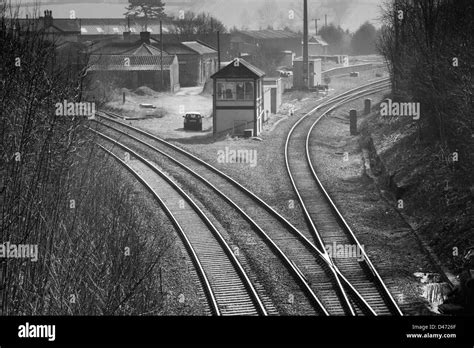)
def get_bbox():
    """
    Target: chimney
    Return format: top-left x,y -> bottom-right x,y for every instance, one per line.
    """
123,31 -> 131,41
140,31 -> 150,44
44,10 -> 53,28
